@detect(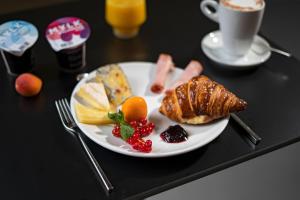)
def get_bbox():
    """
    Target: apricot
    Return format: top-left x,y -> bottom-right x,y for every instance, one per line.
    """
122,96 -> 147,122
15,73 -> 42,97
